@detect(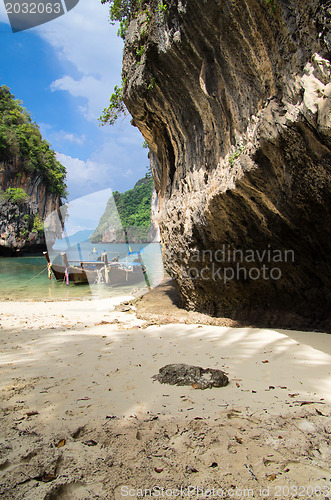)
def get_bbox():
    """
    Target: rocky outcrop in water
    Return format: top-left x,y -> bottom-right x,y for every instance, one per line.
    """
121,0 -> 331,330
0,158 -> 62,255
